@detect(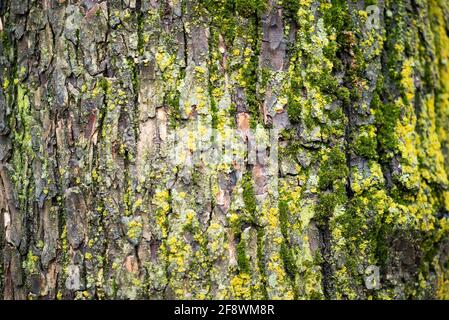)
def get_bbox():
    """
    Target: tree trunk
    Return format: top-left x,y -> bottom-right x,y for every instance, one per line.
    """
1,0 -> 449,300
